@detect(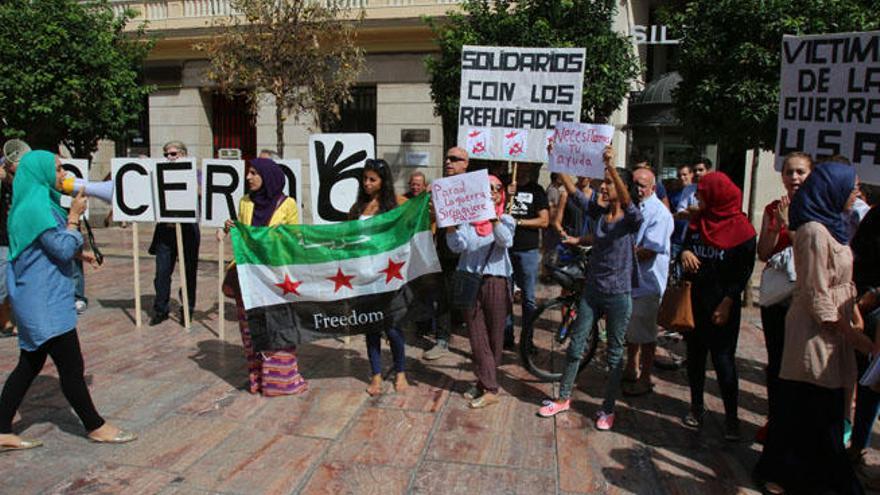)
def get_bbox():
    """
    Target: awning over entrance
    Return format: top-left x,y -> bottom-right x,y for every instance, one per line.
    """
628,71 -> 682,128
